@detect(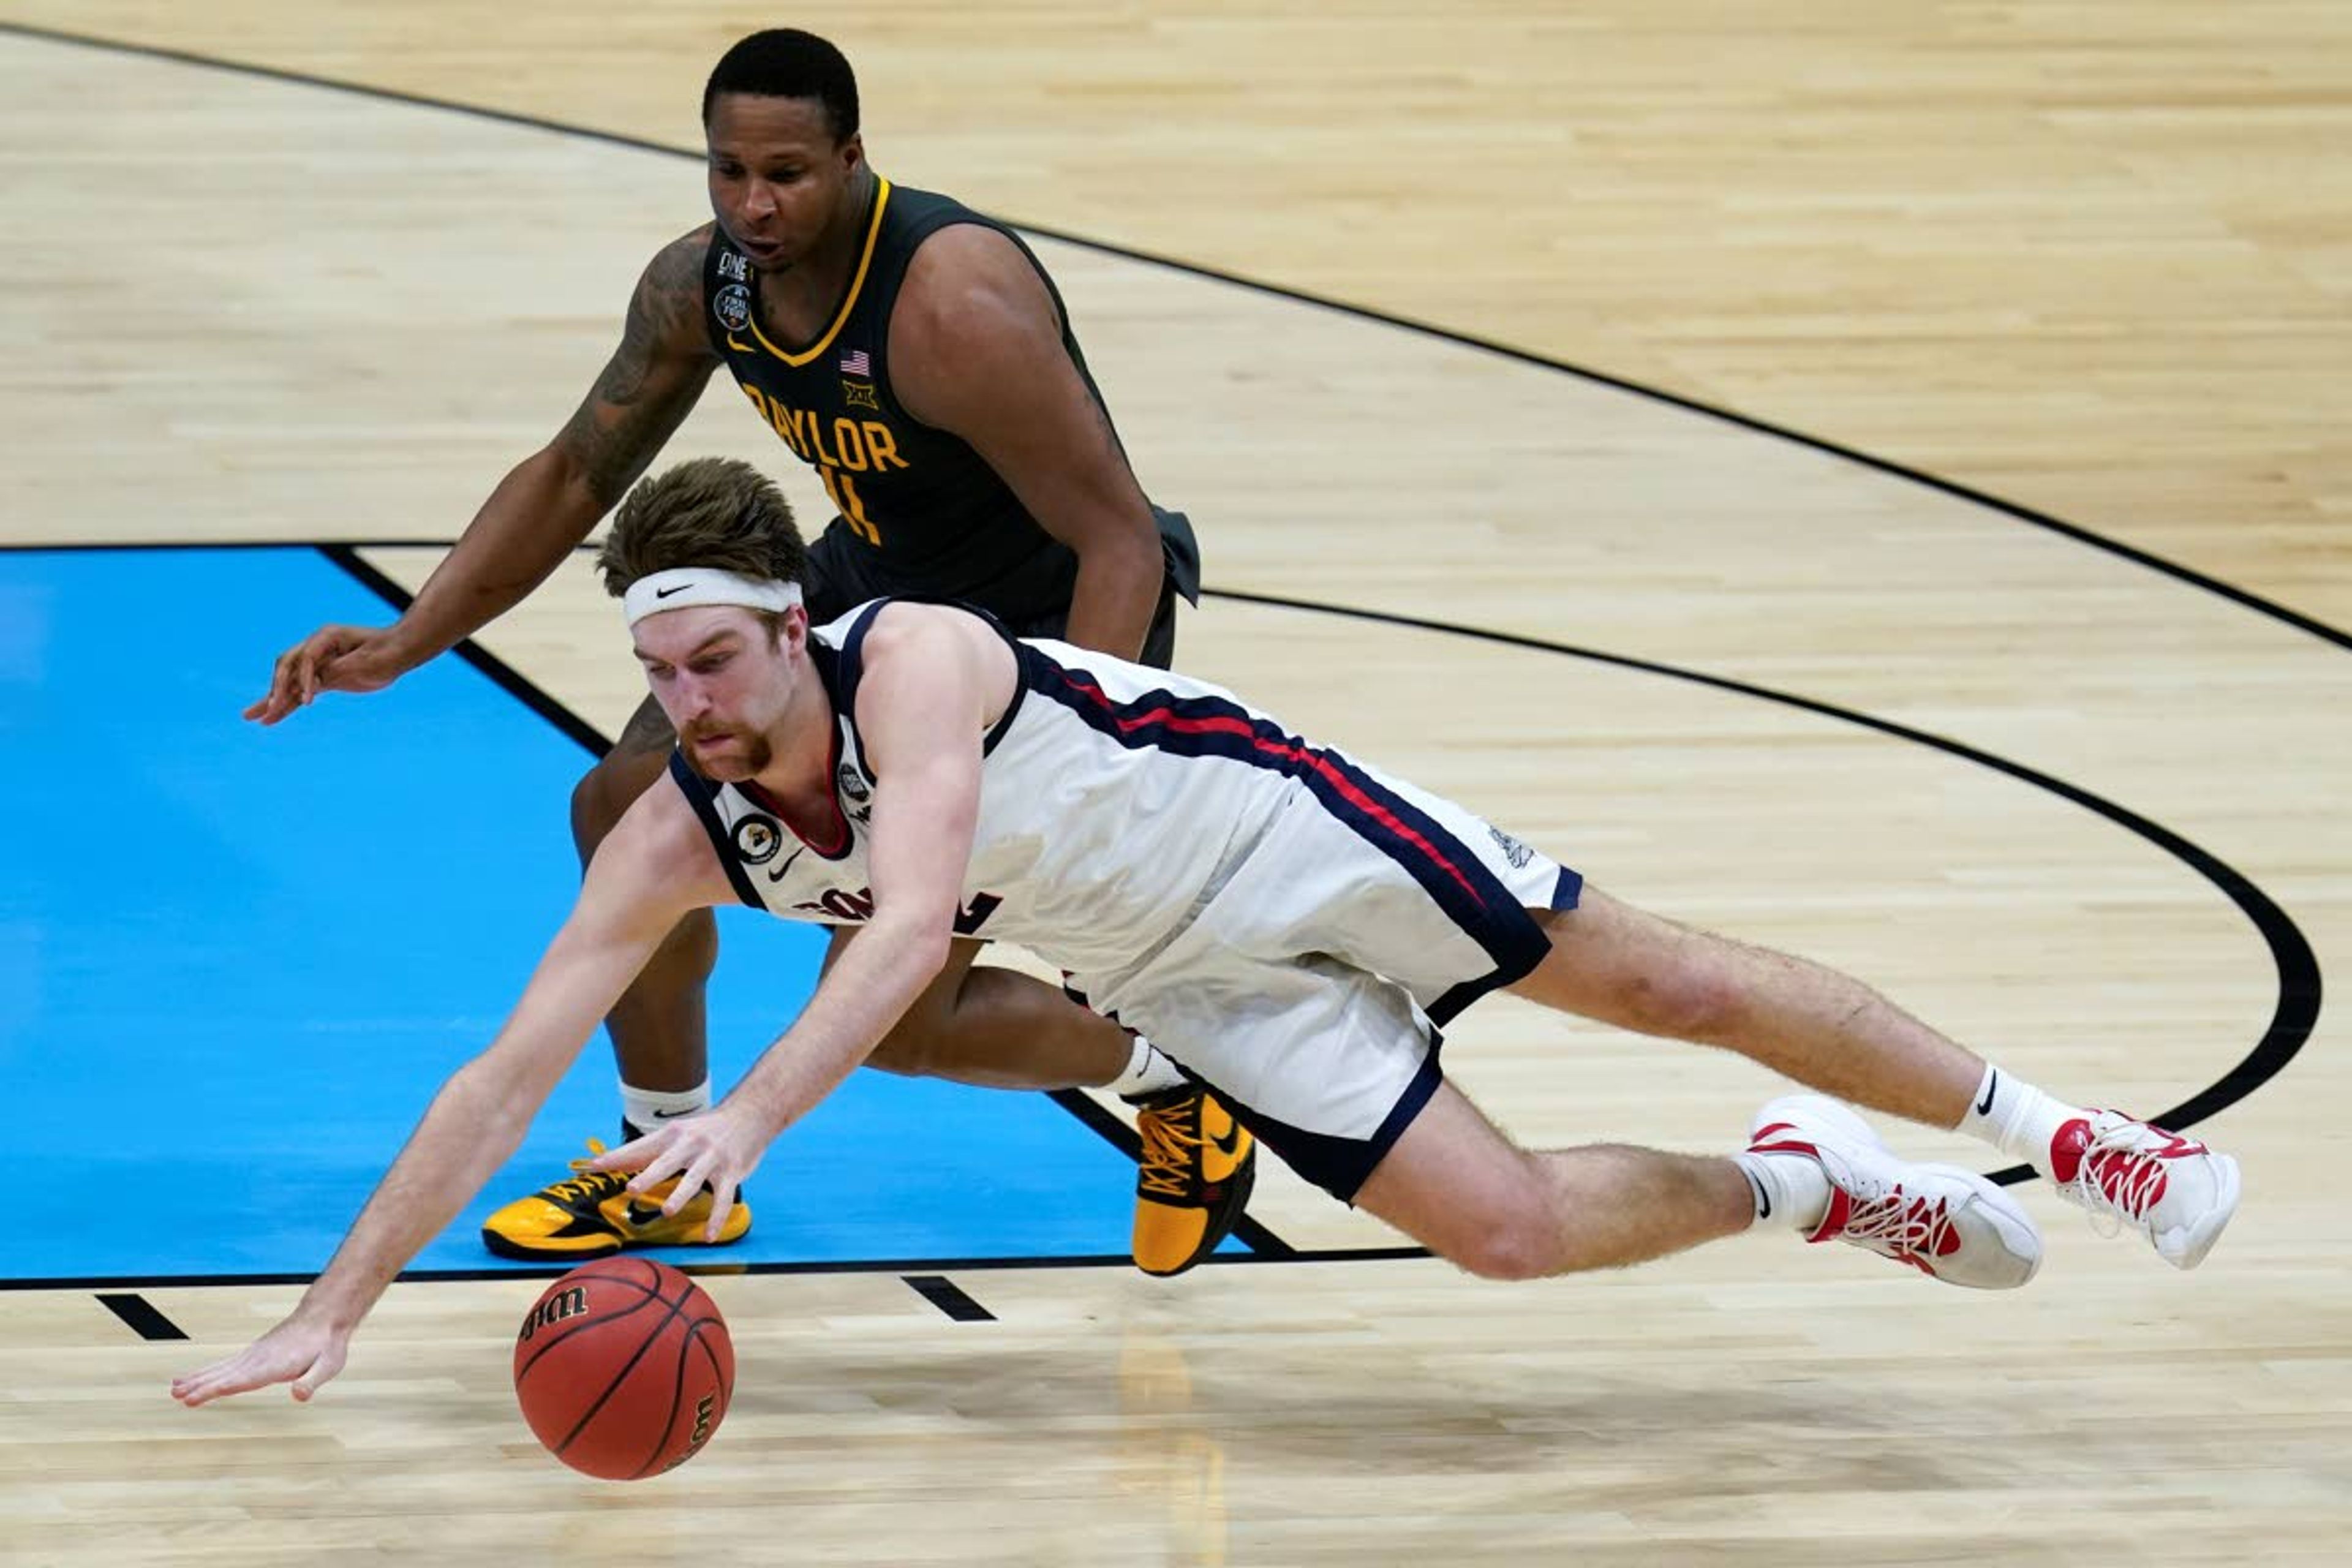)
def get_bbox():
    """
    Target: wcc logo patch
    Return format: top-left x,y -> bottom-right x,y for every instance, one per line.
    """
1488,824 -> 1535,870
733,814 -> 784,865
713,282 -> 753,335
